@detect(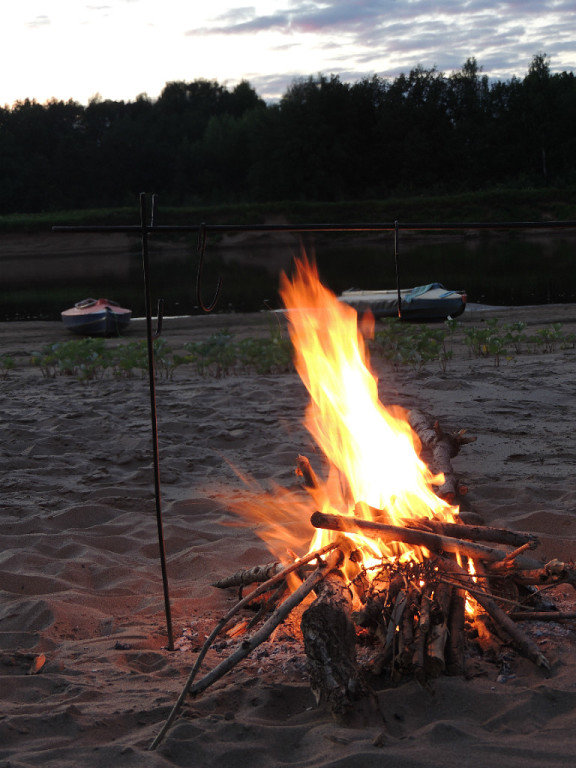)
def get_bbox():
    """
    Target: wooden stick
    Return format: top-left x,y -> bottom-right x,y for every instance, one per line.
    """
413,593 -> 432,686
358,502 -> 538,548
371,588 -> 409,676
487,542 -> 539,574
398,589 -> 417,674
510,560 -> 576,591
296,455 -> 320,489
149,542 -> 338,751
435,556 -> 551,673
310,510 -> 542,569
446,587 -> 466,676
436,576 -> 524,610
212,560 -> 283,589
427,581 -> 452,678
